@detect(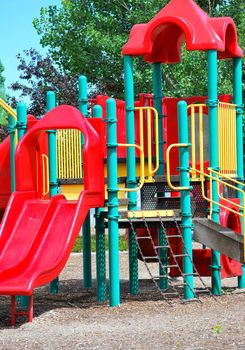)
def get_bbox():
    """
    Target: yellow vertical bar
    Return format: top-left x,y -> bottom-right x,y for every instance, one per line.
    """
199,105 -> 204,181
191,106 -> 196,180
60,130 -> 63,178
69,129 -> 72,178
74,130 -> 78,178
138,108 -> 145,181
70,130 -> 73,178
234,106 -> 237,176
147,108 -> 153,180
228,105 -> 232,175
218,104 -> 223,175
65,130 -> 68,178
